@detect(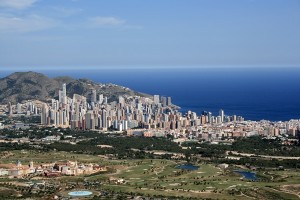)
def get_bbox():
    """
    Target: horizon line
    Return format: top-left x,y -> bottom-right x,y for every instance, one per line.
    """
1,65 -> 300,71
